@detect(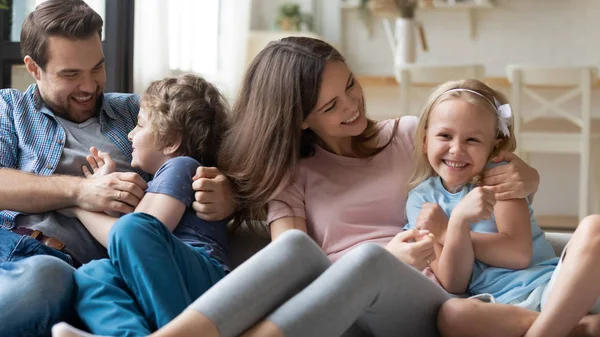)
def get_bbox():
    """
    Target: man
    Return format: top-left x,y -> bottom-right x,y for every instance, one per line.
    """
0,1 -> 234,335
